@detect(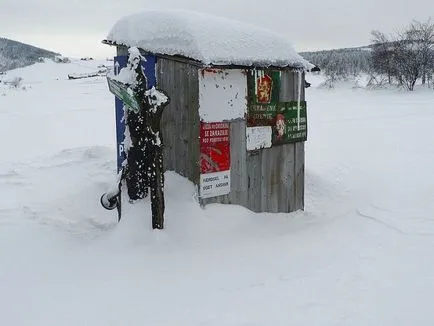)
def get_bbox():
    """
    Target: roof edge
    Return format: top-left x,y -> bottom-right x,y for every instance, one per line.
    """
102,40 -> 311,70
